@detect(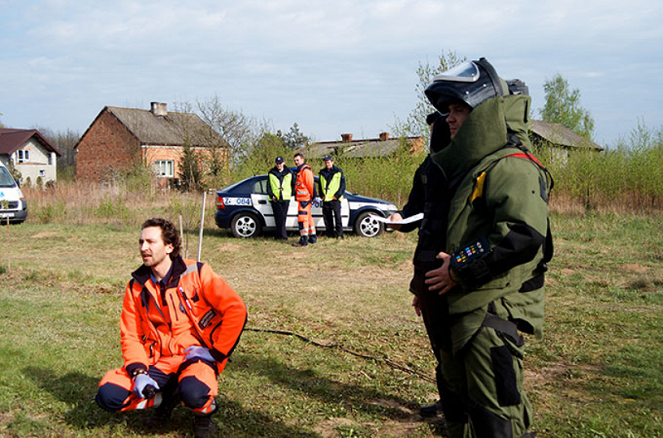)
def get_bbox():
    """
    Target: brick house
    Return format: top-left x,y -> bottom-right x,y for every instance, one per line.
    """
75,102 -> 226,184
0,128 -> 62,183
